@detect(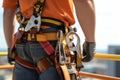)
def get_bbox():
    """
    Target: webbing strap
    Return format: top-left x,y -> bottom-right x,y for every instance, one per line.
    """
60,65 -> 71,80
11,32 -> 55,56
15,0 -> 56,56
16,0 -> 45,27
39,41 -> 55,55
